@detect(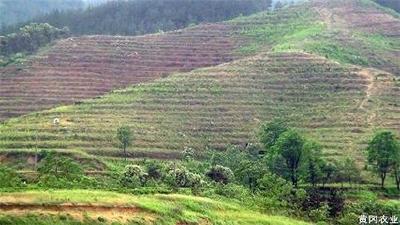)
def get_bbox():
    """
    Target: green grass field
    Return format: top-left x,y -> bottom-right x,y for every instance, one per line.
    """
0,190 -> 312,225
